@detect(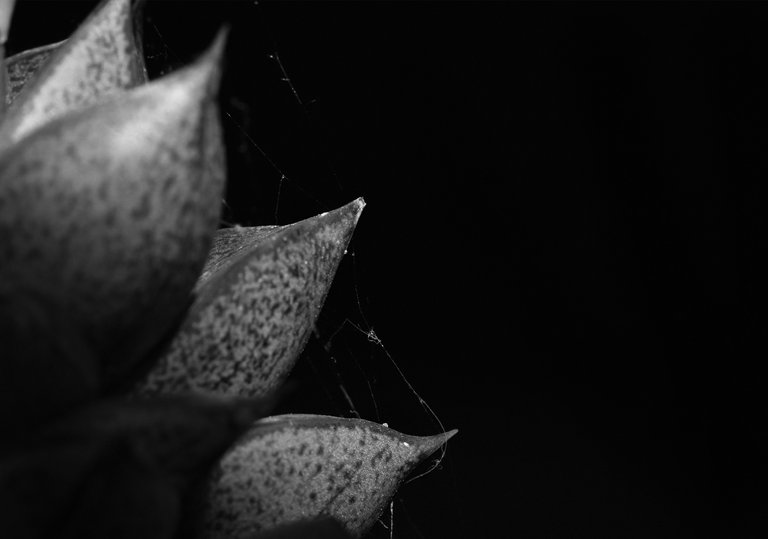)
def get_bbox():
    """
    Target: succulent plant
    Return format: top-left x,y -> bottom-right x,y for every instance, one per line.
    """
0,0 -> 456,538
